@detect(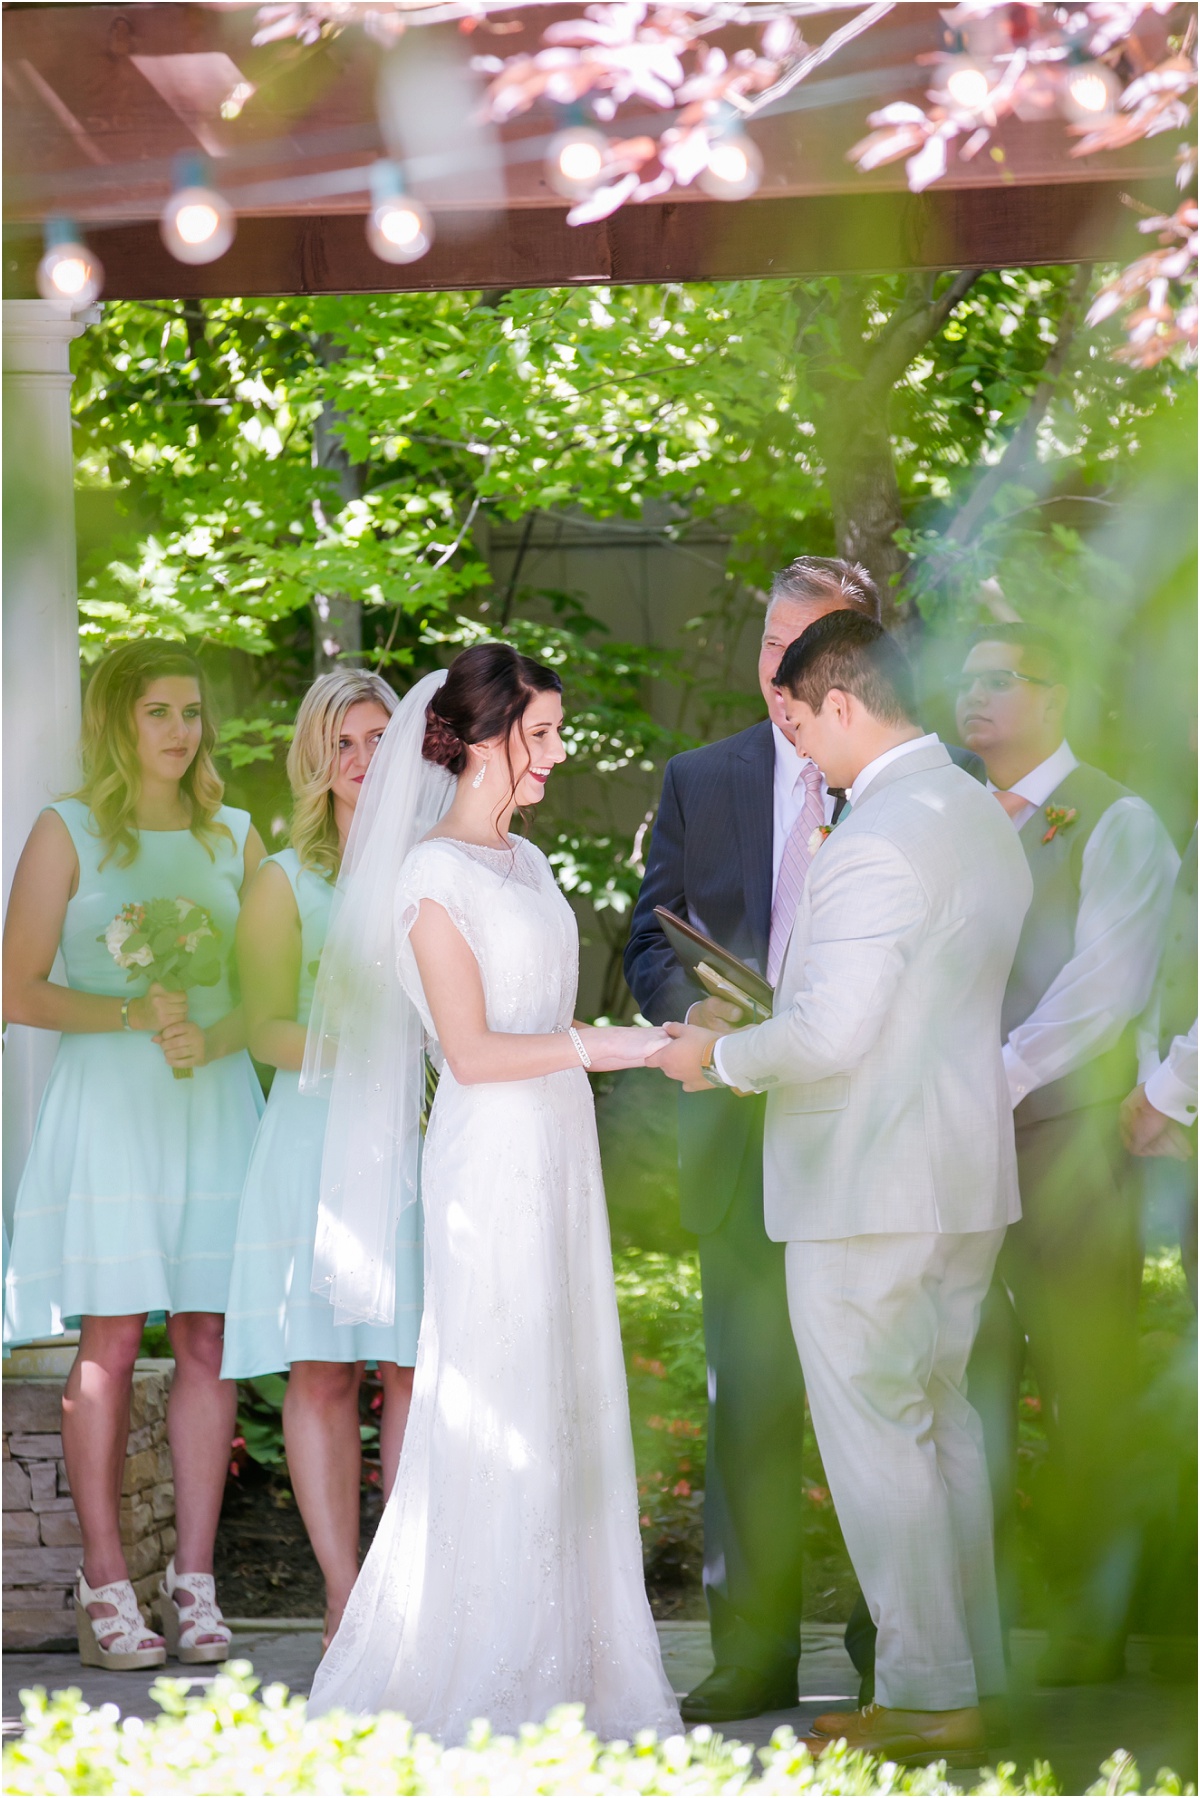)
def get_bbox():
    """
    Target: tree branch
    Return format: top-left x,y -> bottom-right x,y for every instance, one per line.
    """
941,262 -> 1092,549
862,268 -> 981,400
